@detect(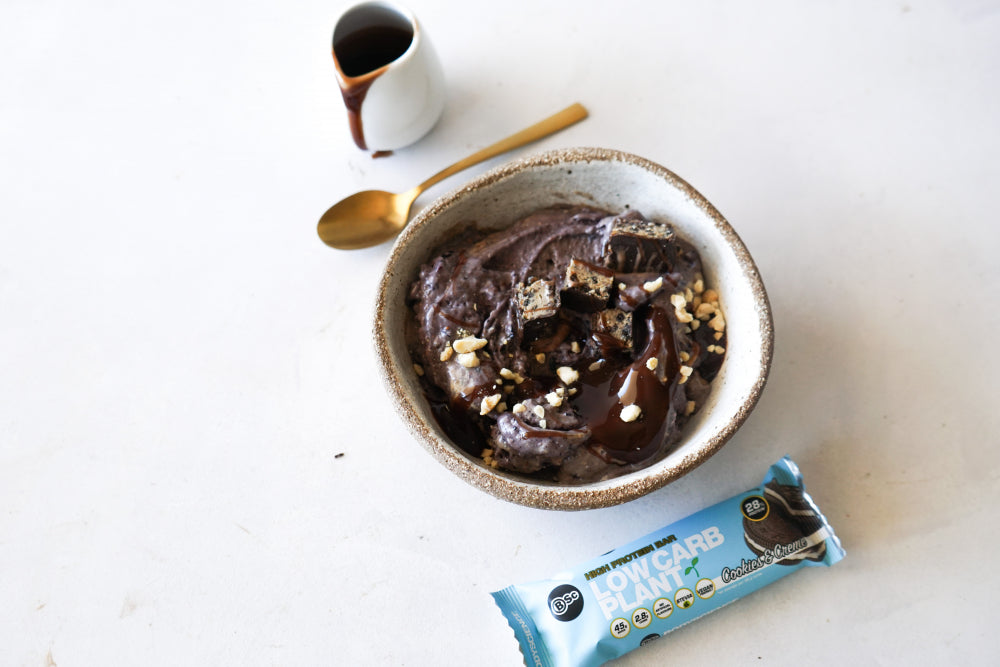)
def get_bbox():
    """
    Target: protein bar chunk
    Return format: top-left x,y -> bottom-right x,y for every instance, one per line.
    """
591,308 -> 633,349
562,259 -> 614,312
515,278 -> 561,341
605,211 -> 675,273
